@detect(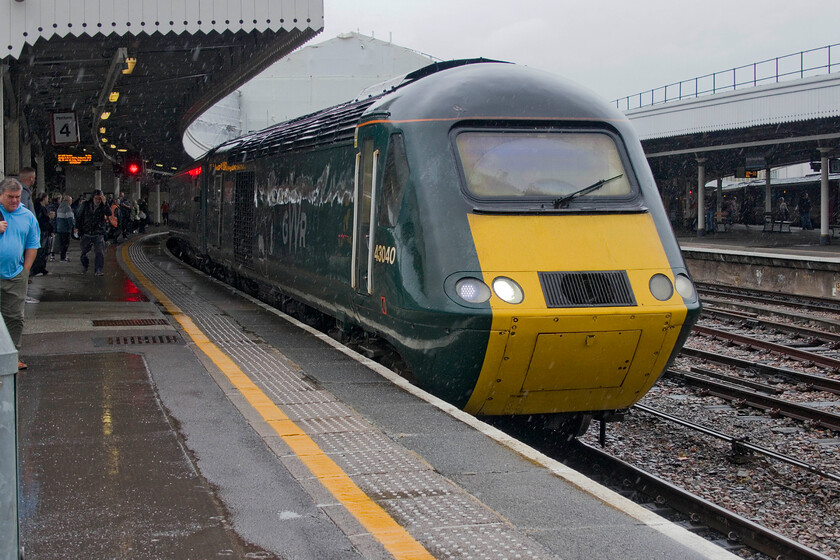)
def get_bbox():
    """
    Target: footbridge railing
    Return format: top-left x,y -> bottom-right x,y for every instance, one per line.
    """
614,42 -> 840,111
